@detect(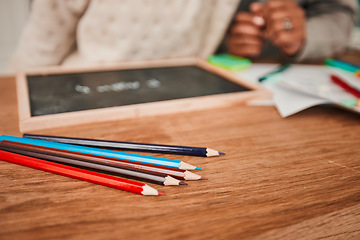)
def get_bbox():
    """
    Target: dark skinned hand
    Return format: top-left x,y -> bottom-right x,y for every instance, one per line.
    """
227,0 -> 306,58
